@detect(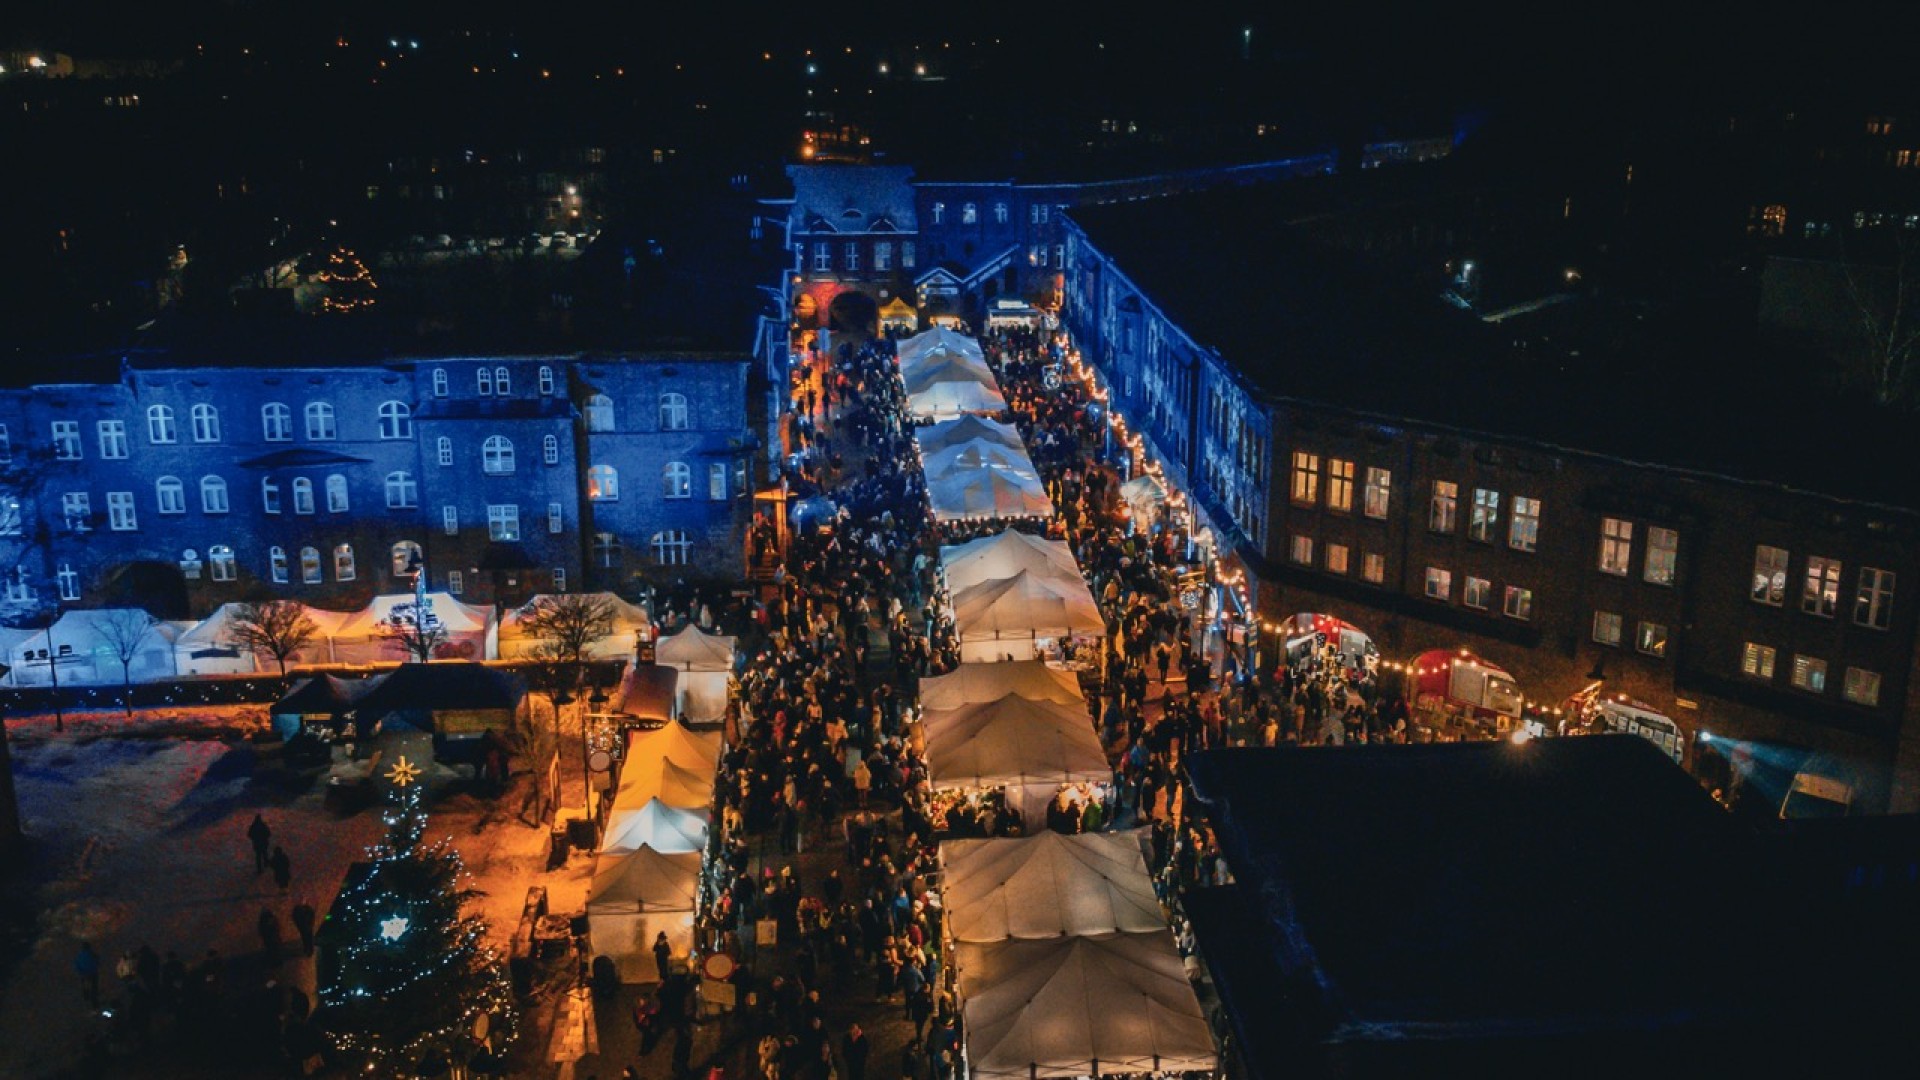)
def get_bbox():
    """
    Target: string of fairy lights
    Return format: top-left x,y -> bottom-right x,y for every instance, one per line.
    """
315,247 -> 379,315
